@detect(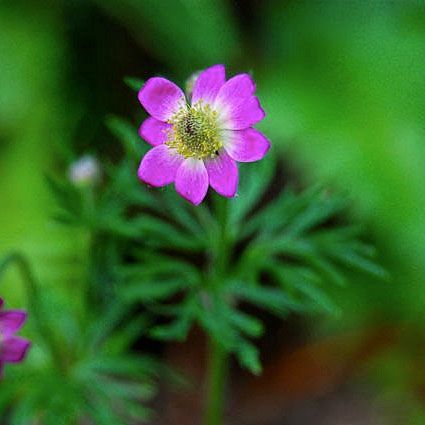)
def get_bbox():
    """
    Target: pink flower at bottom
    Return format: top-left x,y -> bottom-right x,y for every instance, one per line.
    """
137,65 -> 270,205
0,298 -> 30,377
